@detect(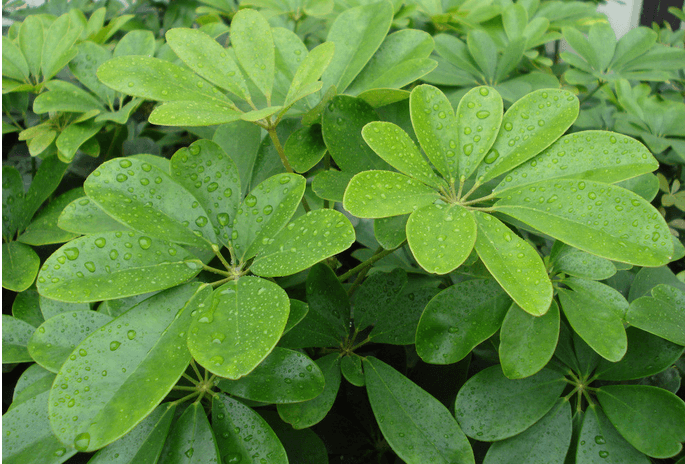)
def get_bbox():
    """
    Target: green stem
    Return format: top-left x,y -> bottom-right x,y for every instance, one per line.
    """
267,127 -> 311,212
182,373 -> 199,385
212,245 -> 233,271
338,244 -> 404,282
347,262 -> 370,297
199,262 -> 232,277
579,82 -> 605,105
211,277 -> 233,288
170,391 -> 201,406
173,385 -> 198,392
459,180 -> 483,203
190,359 -> 203,381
